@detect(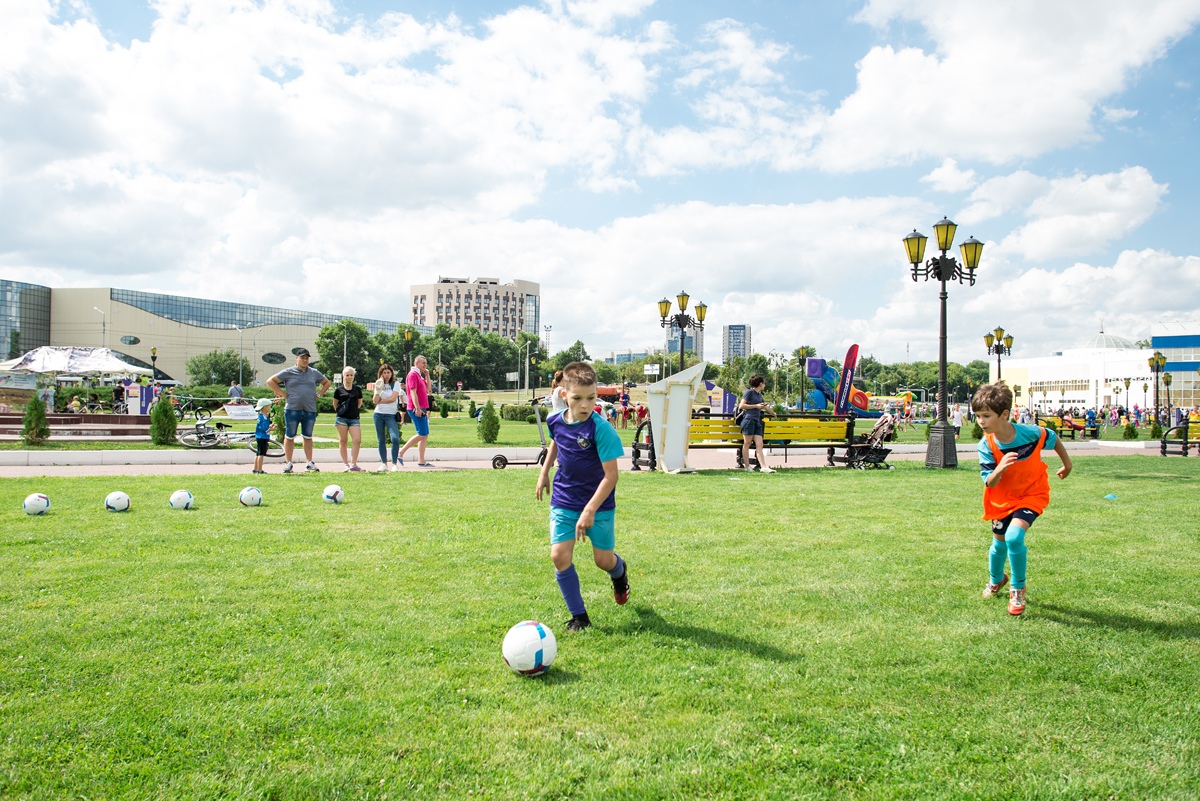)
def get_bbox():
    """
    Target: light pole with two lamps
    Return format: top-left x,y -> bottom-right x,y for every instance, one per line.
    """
903,217 -> 985,469
984,327 -> 1013,381
658,292 -> 707,375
